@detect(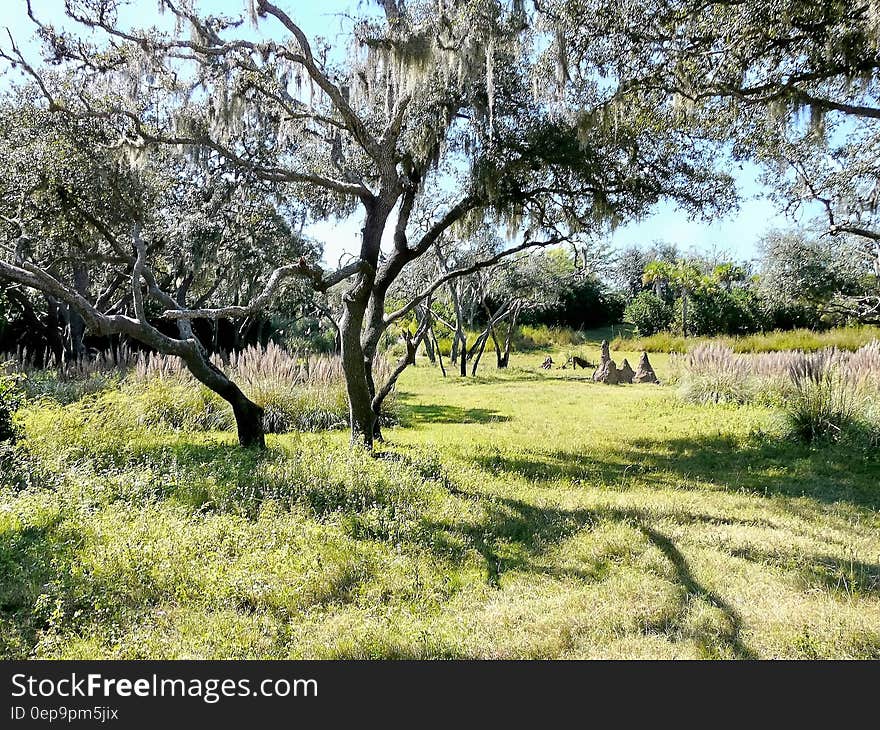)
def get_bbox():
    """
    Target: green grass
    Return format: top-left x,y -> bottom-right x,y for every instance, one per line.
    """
1,348 -> 879,659
612,326 -> 880,354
